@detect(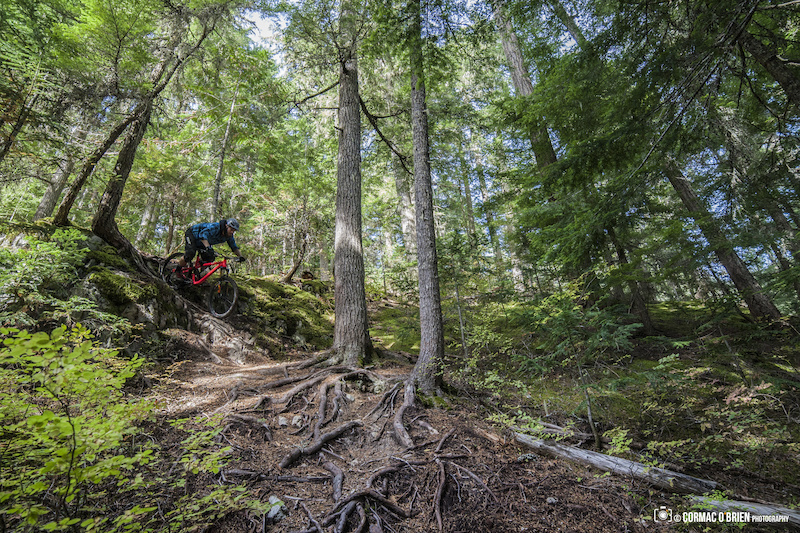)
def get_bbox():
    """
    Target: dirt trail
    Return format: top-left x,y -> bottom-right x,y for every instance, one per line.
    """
146,320 -> 666,533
